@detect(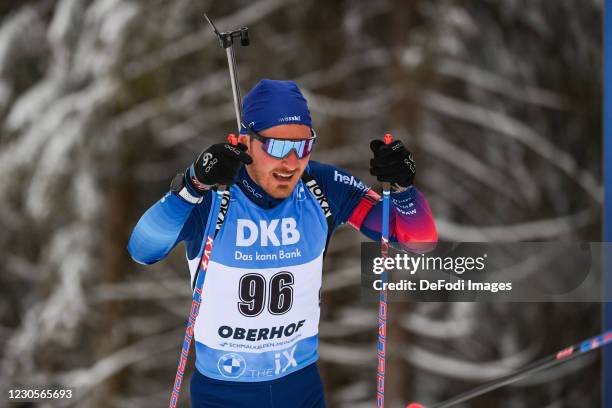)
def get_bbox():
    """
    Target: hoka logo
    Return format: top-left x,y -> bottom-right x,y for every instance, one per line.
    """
305,180 -> 331,218
236,218 -> 300,247
216,192 -> 230,230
